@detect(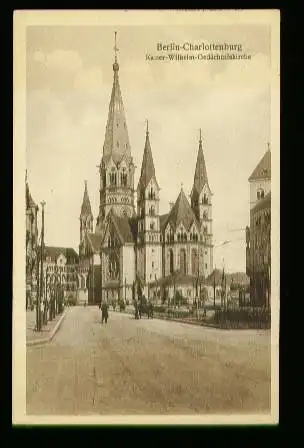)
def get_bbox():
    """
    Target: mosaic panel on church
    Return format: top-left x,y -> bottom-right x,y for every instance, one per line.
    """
104,251 -> 120,282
